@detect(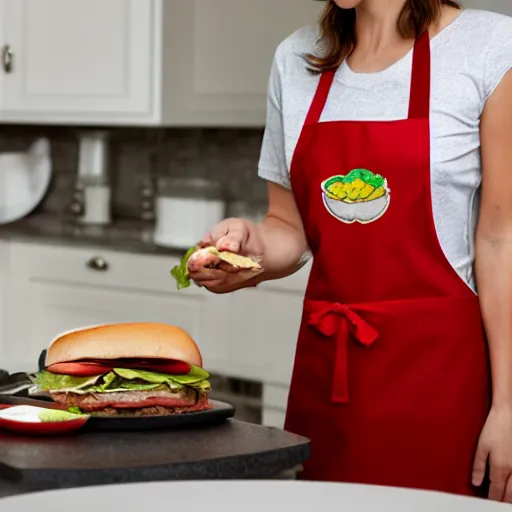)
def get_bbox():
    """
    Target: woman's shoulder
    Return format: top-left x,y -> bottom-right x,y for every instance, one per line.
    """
432,9 -> 512,101
449,8 -> 512,45
272,24 -> 321,77
446,9 -> 512,101
460,8 -> 512,26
